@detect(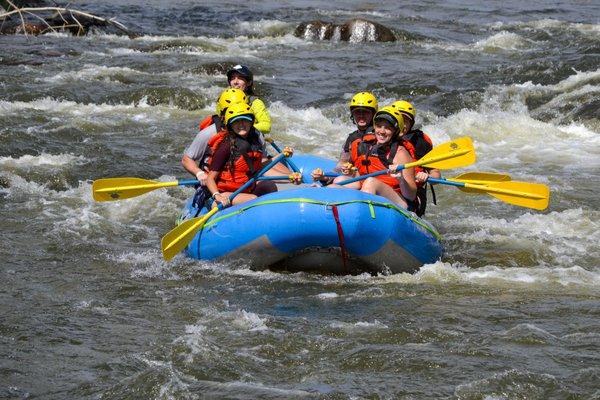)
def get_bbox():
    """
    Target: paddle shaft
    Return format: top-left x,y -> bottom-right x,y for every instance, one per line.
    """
226,152 -> 287,202
338,146 -> 472,186
93,178 -> 199,195
428,178 -> 547,200
257,175 -> 287,181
